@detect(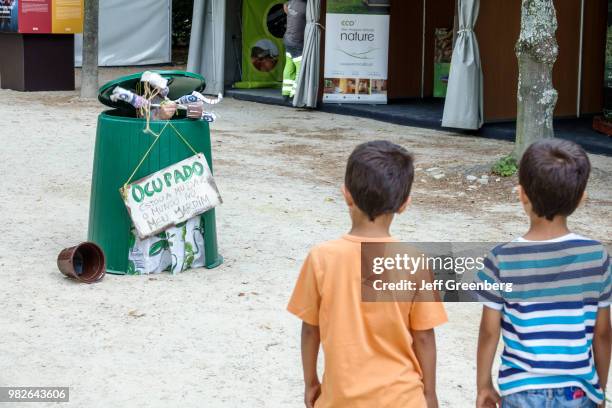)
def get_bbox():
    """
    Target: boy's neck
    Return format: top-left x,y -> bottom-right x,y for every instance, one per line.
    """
524,214 -> 570,241
349,213 -> 394,238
